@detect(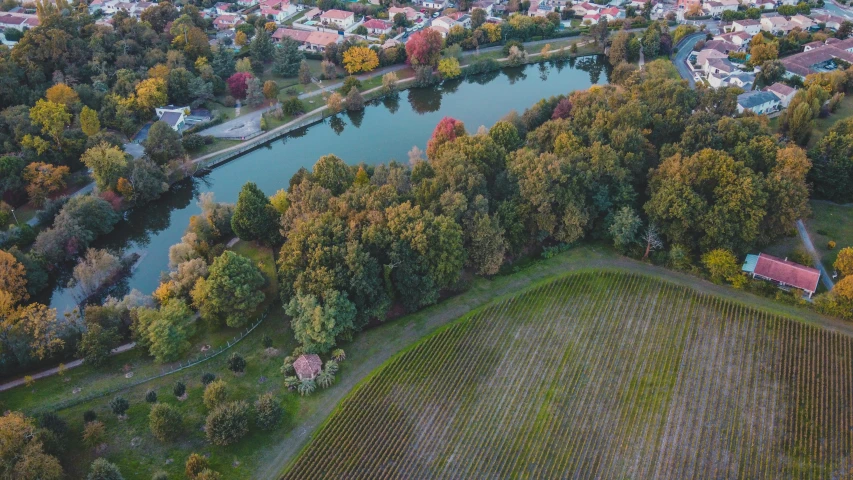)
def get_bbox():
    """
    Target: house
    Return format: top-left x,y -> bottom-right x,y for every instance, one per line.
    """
736,90 -> 781,114
703,39 -> 738,54
362,18 -> 393,34
430,25 -> 450,37
0,13 -> 39,30
213,14 -> 244,30
813,14 -> 844,31
305,30 -> 340,51
214,2 -> 231,14
573,2 -> 601,16
388,6 -> 421,21
764,82 -> 796,107
272,27 -> 311,44
302,7 -> 322,20
789,14 -> 814,30
432,15 -> 456,31
155,106 -> 189,132
714,31 -> 752,48
706,57 -> 737,77
731,19 -> 761,35
320,9 -> 355,29
743,253 -> 821,298
528,0 -> 555,17
748,0 -> 776,8
803,40 -> 824,52
628,0 -> 655,8
777,0 -> 798,5
760,15 -> 792,34
260,6 -> 289,23
293,354 -> 323,380
422,0 -> 447,9
471,0 -> 495,15
237,0 -> 257,6
780,39 -> 853,78
450,12 -> 472,27
704,0 -> 738,15
583,13 -> 601,24
599,7 -> 622,20
692,48 -> 727,70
